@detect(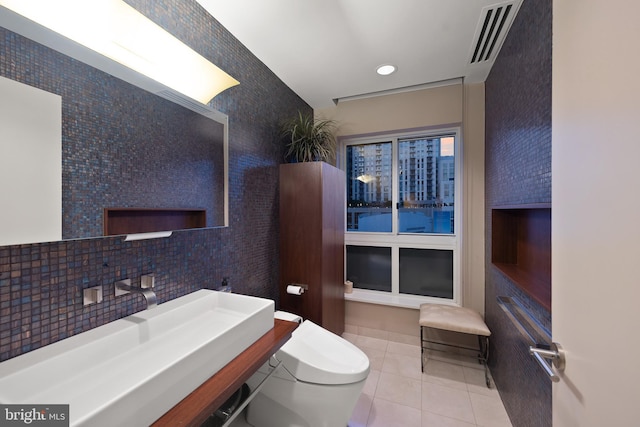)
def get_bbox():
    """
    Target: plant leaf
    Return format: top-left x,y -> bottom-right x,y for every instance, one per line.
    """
281,111 -> 337,163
